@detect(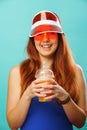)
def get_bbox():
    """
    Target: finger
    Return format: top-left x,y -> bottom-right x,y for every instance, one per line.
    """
39,84 -> 55,89
34,91 -> 46,97
34,78 -> 57,85
42,89 -> 54,94
34,88 -> 44,93
44,94 -> 55,100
